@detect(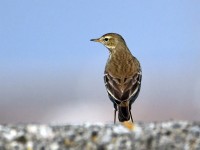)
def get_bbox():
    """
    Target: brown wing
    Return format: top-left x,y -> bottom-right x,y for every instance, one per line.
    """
104,70 -> 142,103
